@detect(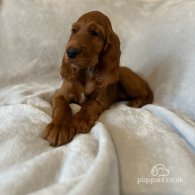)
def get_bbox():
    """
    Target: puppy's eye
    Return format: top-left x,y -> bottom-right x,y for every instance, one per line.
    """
91,30 -> 100,37
71,28 -> 76,34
